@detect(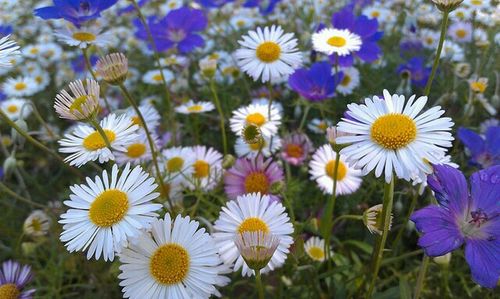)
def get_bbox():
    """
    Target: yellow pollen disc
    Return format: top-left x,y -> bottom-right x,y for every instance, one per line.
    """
327,36 -> 347,47
371,11 -> 380,18
152,74 -> 163,82
244,172 -> 269,194
83,129 -> 116,151
89,189 -> 129,227
325,160 -> 347,181
246,113 -> 266,127
471,0 -> 482,5
456,29 -> 467,38
238,217 -> 269,234
308,246 -> 325,260
167,157 -> 184,172
14,82 -> 27,91
0,283 -> 20,299
30,48 -> 39,54
70,95 -> 88,113
35,76 -> 43,83
131,116 -> 143,127
370,114 -> 417,150
256,41 -> 281,63
236,20 -> 245,27
341,75 -> 351,86
317,122 -> 327,131
6,105 -> 18,113
126,143 -> 146,158
425,37 -> 433,45
31,219 -> 42,232
470,82 -> 486,93
150,243 -> 190,285
72,32 -> 96,42
187,105 -> 203,112
249,141 -> 264,151
193,160 -> 210,178
286,144 -> 304,158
